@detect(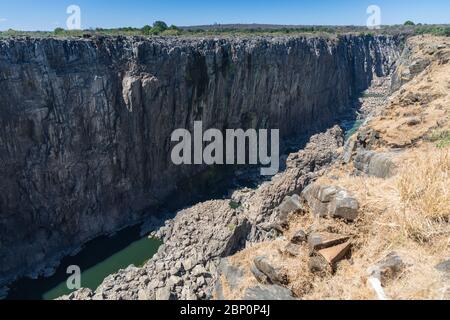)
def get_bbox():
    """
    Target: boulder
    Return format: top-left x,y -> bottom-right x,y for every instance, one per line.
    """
57,288 -> 95,300
216,258 -> 245,289
406,117 -> 421,126
435,260 -> 450,274
278,194 -> 303,215
251,263 -> 270,284
317,241 -> 352,265
275,194 -> 304,228
302,183 -> 330,216
302,183 -> 359,221
181,286 -> 198,300
167,275 -> 183,288
308,256 -> 332,275
196,276 -> 206,287
367,252 -> 406,285
191,265 -> 209,277
291,229 -> 307,244
155,286 -> 175,300
354,150 -> 397,179
284,243 -> 302,257
243,285 -> 295,300
308,232 -> 350,253
333,189 -> 359,221
253,256 -> 288,285
137,288 -> 152,300
183,258 -> 196,272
